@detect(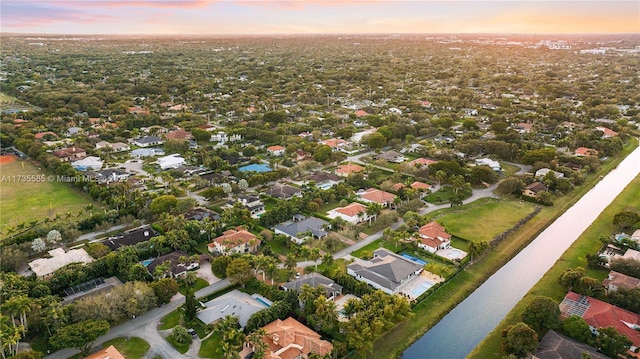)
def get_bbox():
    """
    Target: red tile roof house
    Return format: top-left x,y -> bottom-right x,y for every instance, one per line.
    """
208,228 -> 261,256
560,291 -> 640,355
358,188 -> 397,208
603,271 -> 640,292
595,126 -> 618,138
52,147 -> 86,162
239,317 -> 333,359
267,145 -> 286,156
165,129 -> 192,141
409,158 -> 438,168
335,163 -> 365,177
327,202 -> 370,224
575,147 -> 599,157
321,138 -> 348,151
417,221 -> 452,253
355,110 -> 368,117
